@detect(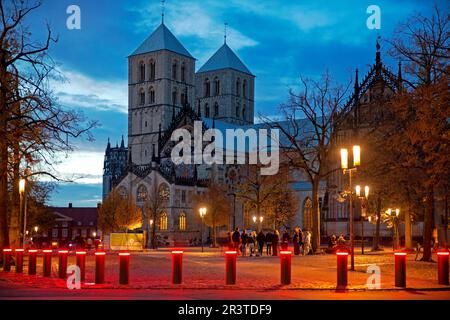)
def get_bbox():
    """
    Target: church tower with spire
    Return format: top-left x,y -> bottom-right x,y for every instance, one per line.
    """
195,33 -> 255,125
128,18 -> 196,165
